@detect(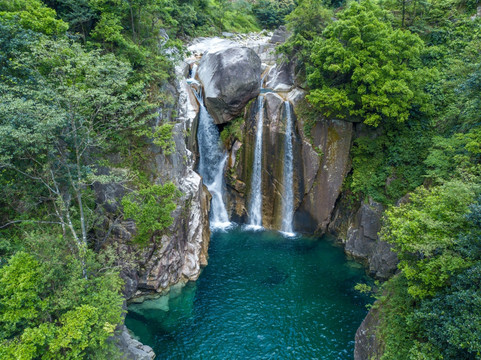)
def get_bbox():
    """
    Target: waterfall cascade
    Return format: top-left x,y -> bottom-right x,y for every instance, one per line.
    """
189,68 -> 231,229
247,95 -> 265,229
281,101 -> 295,236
